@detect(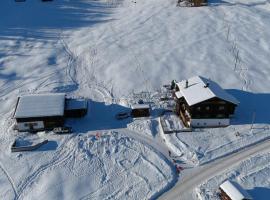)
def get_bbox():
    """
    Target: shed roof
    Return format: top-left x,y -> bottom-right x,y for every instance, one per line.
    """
220,180 -> 253,200
65,99 -> 88,110
175,76 -> 239,106
14,93 -> 65,118
131,104 -> 150,110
